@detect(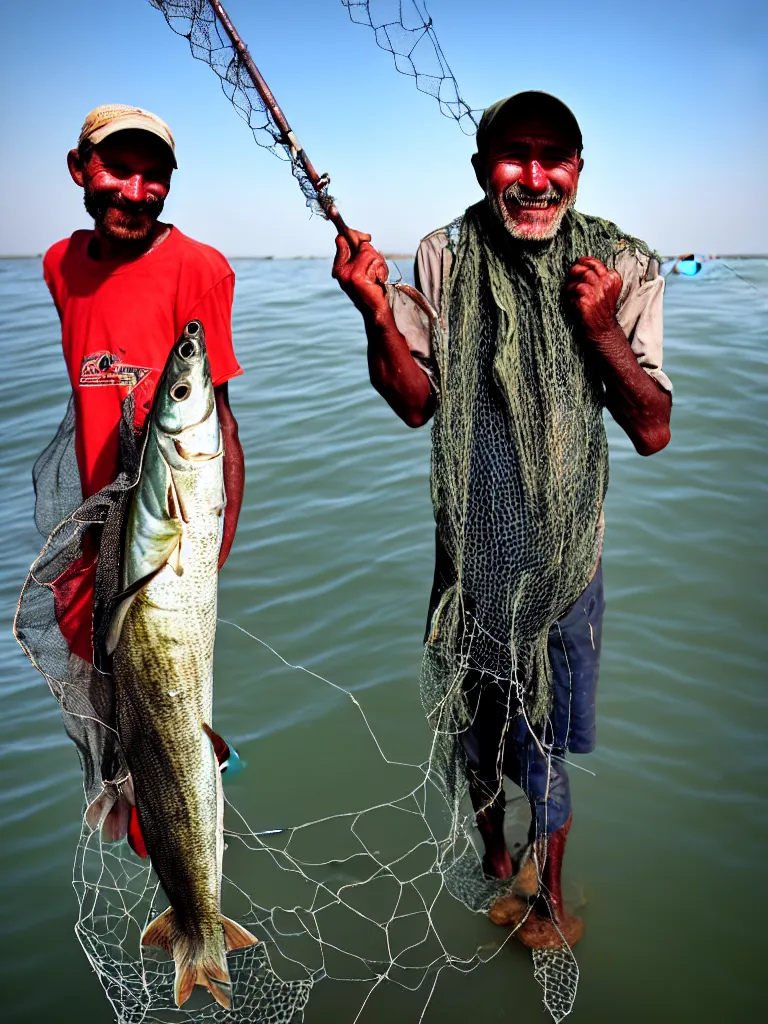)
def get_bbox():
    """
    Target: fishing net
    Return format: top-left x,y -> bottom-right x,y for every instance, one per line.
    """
341,1 -> 478,132
147,1 -> 478,218
15,387 -> 578,1023
417,201 -> 657,891
66,619 -> 581,1024
146,0 -> 335,217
